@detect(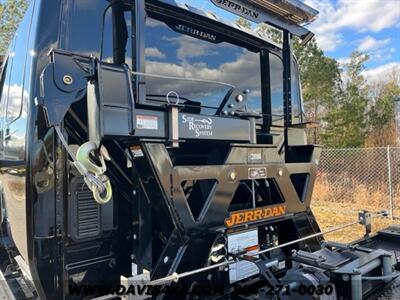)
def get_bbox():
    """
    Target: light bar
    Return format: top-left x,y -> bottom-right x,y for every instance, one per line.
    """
210,0 -> 318,42
252,0 -> 318,25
